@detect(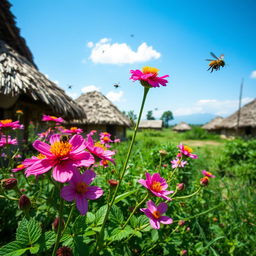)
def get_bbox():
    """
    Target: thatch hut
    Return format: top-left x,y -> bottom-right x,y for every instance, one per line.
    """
139,120 -> 163,130
173,122 -> 191,132
73,91 -> 131,140
0,0 -> 86,138
216,99 -> 256,137
202,116 -> 224,133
